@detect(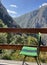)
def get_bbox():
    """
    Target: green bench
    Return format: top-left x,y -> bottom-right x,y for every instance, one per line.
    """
20,46 -> 37,56
20,32 -> 42,65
